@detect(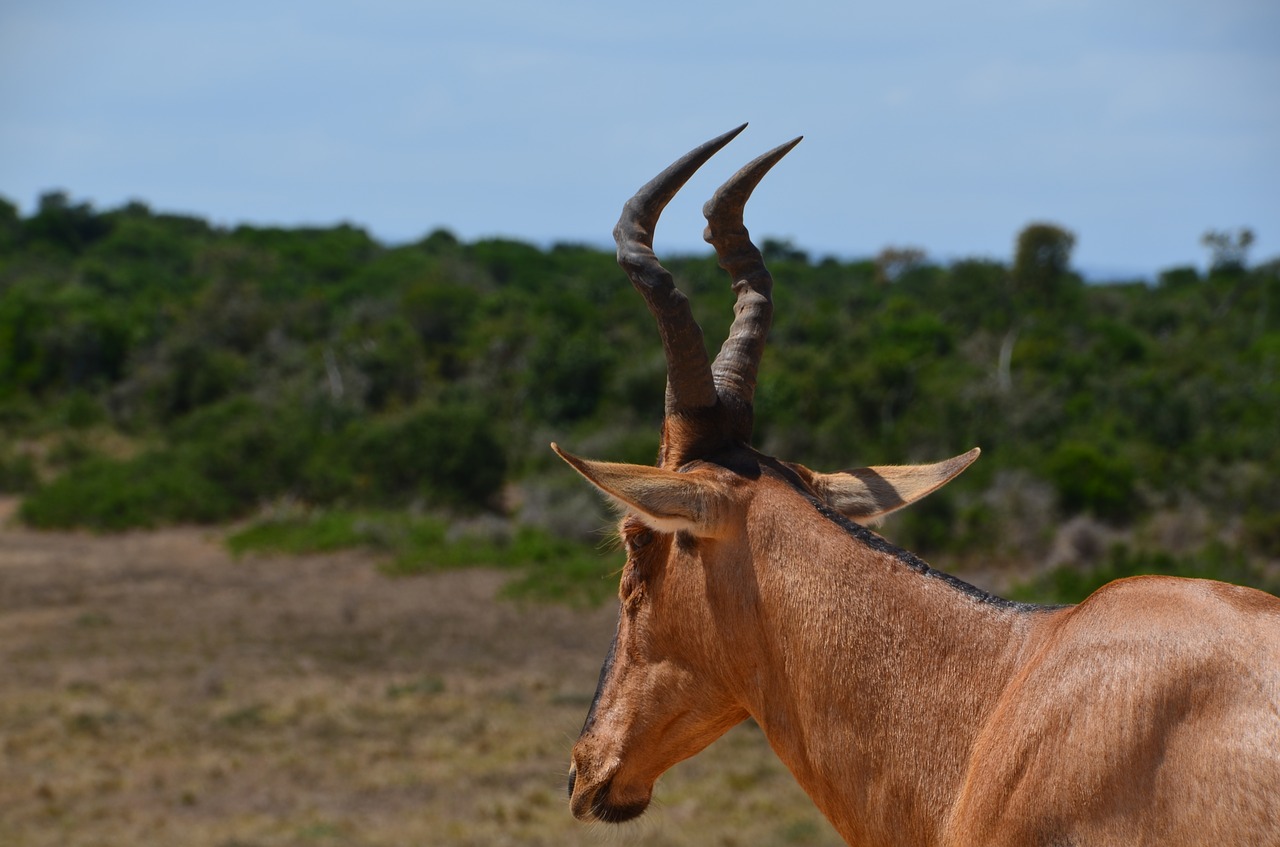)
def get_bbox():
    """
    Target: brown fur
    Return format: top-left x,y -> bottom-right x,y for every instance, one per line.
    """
558,129 -> 1280,845
561,449 -> 1280,846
